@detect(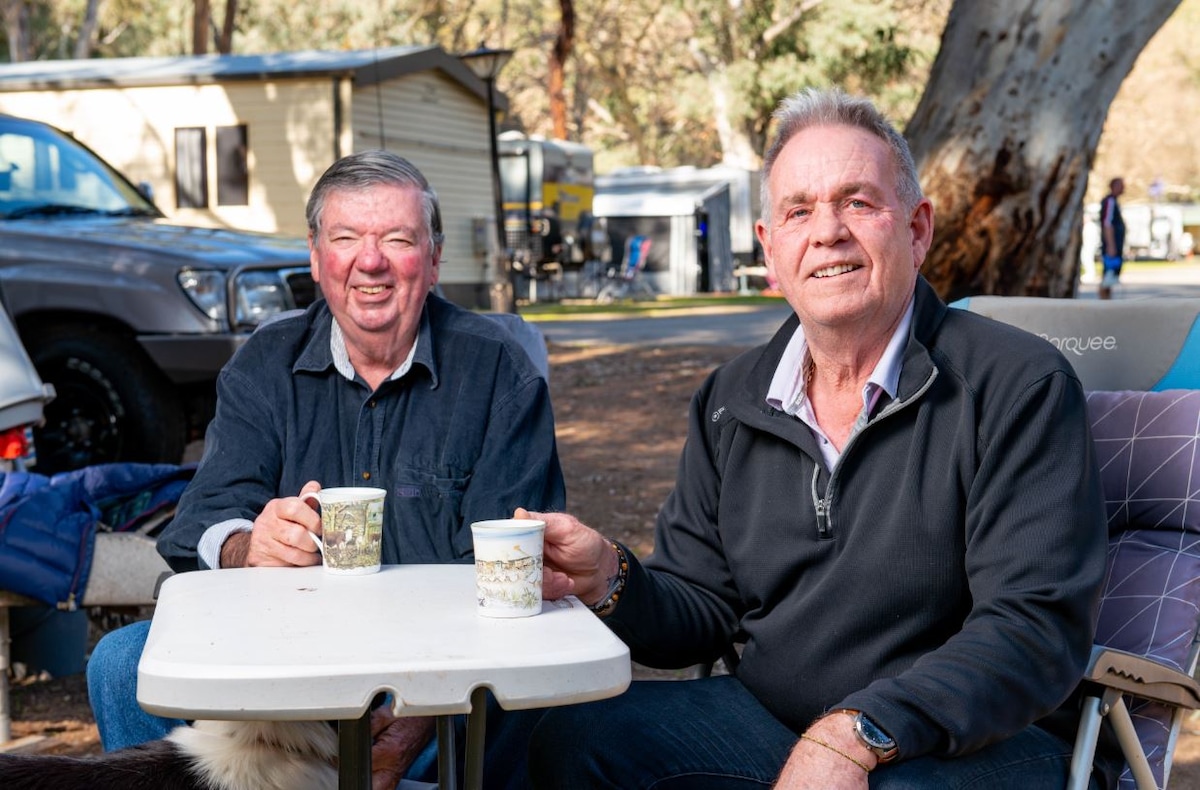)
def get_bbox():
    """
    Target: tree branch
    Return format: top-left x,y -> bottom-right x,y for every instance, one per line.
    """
762,0 -> 823,47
